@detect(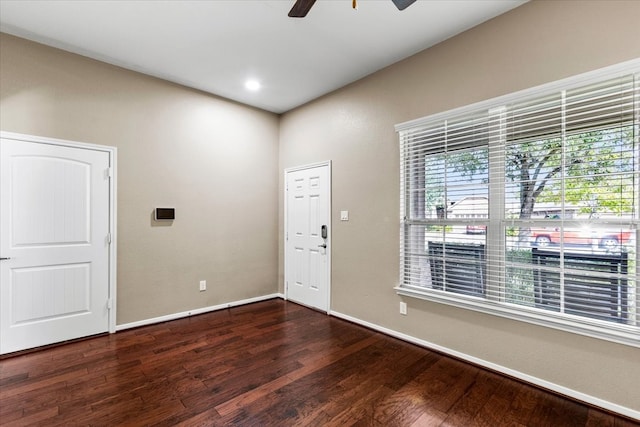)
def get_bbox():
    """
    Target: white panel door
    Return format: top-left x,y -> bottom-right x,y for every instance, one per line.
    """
0,138 -> 111,354
285,163 -> 330,312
